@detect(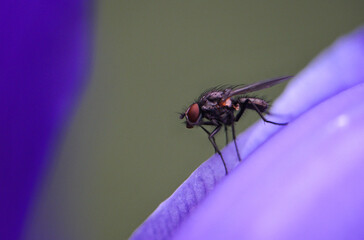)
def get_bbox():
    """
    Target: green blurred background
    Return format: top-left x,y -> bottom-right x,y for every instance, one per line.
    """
24,1 -> 364,239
